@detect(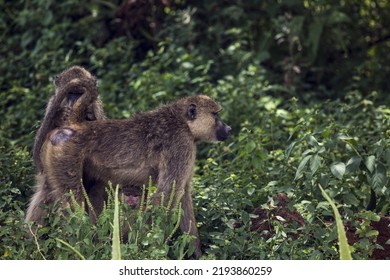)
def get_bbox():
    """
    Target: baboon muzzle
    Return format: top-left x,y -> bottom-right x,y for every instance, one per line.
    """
217,123 -> 231,141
